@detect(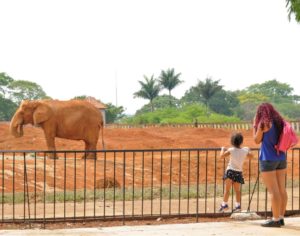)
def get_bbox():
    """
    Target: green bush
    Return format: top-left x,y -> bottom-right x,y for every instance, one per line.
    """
122,104 -> 241,125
